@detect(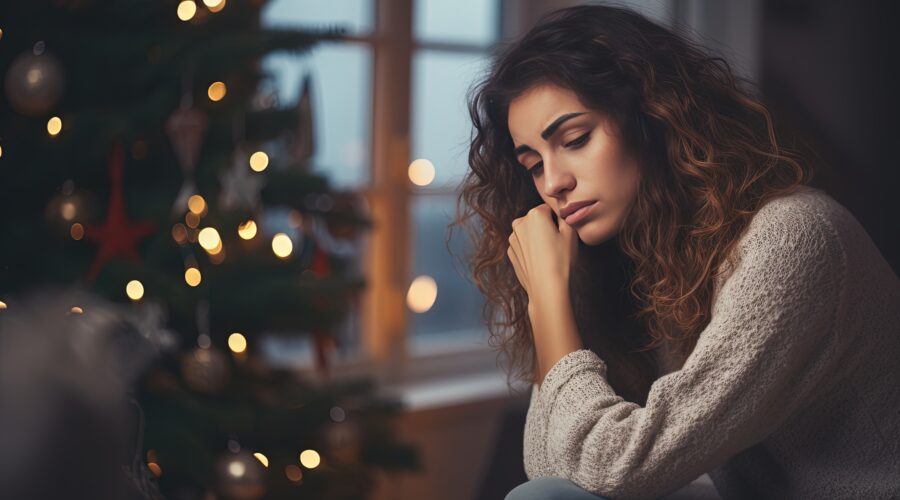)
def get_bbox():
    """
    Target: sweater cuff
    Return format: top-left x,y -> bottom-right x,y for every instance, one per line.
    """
537,349 -> 608,408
